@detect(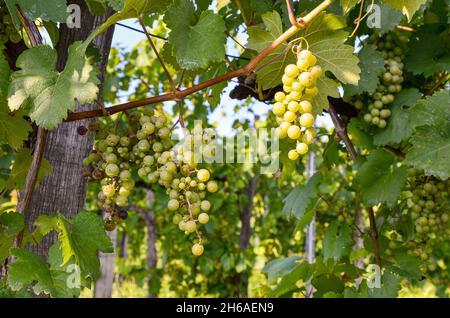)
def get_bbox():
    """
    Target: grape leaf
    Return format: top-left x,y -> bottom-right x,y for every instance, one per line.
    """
0,45 -> 30,149
344,44 -> 384,95
323,222 -> 353,262
314,76 -> 340,115
85,0 -> 125,15
0,112 -> 32,149
380,0 -> 428,20
262,256 -> 302,284
5,0 -> 68,29
0,212 -> 24,263
355,149 -> 407,207
373,88 -> 422,146
378,3 -> 405,35
8,42 -> 100,130
303,13 -> 360,112
266,262 -> 313,297
404,126 -> 450,180
347,118 -> 374,149
247,11 -> 296,90
340,0 -> 360,14
9,148 -> 52,191
408,89 -> 450,132
404,29 -> 450,76
8,245 -> 80,298
8,248 -> 54,296
303,13 -> 361,85
282,173 -> 322,220
164,0 -> 226,70
392,252 -> 421,280
40,212 -> 113,279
